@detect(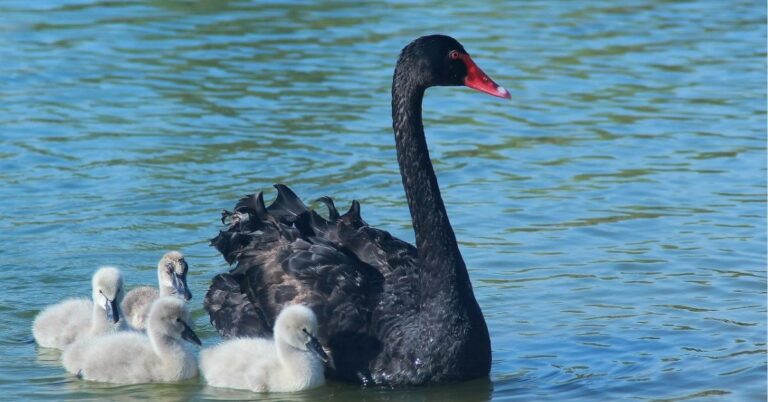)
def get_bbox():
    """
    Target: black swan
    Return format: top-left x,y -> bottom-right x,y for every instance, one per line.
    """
204,35 -> 509,386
